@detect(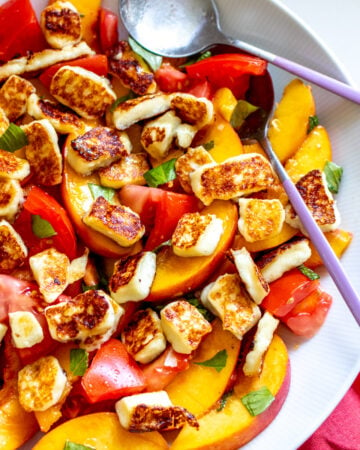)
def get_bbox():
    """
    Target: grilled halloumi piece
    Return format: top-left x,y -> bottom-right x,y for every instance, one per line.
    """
190,154 -> 276,206
172,212 -> 223,257
0,323 -> 8,343
41,1 -> 82,49
160,300 -> 212,354
0,179 -> 24,222
0,41 -> 94,82
175,123 -> 197,148
243,311 -> 279,377
27,93 -> 85,135
109,251 -> 156,303
18,356 -> 67,412
0,107 -> 9,135
116,391 -> 198,432
112,93 -> 171,131
0,220 -> 27,273
169,93 -> 214,128
99,153 -> 150,188
256,236 -> 311,283
231,248 -> 269,305
68,127 -> 131,175
121,308 -> 166,364
0,75 -> 35,121
285,169 -> 340,234
22,119 -> 62,186
0,150 -> 30,180
67,248 -> 89,285
200,273 -> 261,340
83,196 -> 145,247
8,311 -> 44,349
238,198 -> 285,243
50,66 -> 116,119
